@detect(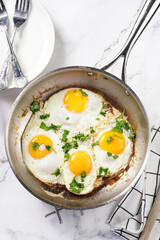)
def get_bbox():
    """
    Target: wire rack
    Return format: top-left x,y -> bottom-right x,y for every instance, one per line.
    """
45,206 -> 84,224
